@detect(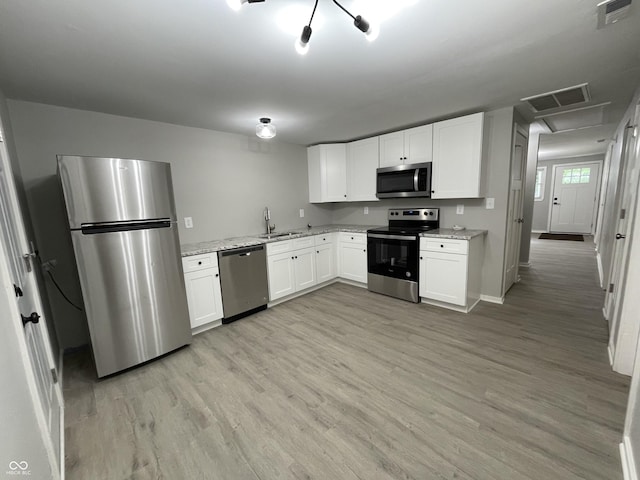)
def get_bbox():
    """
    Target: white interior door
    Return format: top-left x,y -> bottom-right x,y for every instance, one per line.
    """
0,127 -> 63,478
549,162 -> 601,234
608,114 -> 640,368
504,130 -> 527,293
